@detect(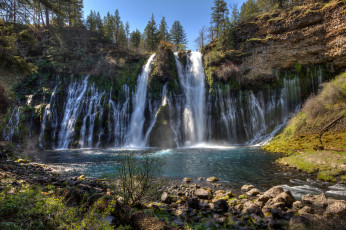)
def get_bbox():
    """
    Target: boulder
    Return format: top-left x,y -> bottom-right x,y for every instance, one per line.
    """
263,186 -> 284,198
206,176 -> 219,182
183,177 -> 192,183
212,199 -> 228,212
242,201 -> 263,216
292,201 -> 303,210
187,198 -> 200,209
272,191 -> 295,208
161,192 -> 172,204
241,184 -> 255,192
195,188 -> 211,199
301,193 -> 328,209
324,200 -> 346,216
298,206 -> 314,214
247,188 -> 260,196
